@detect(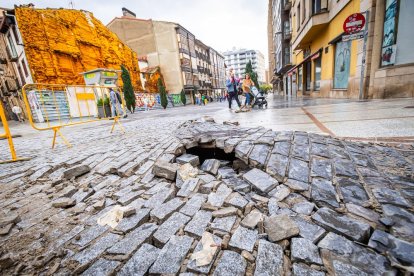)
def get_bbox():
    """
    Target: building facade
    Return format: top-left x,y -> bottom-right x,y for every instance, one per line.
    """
107,11 -> 226,100
223,48 -> 266,83
269,0 -> 414,99
209,48 -> 226,98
